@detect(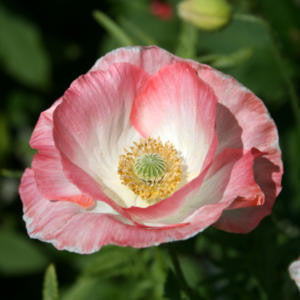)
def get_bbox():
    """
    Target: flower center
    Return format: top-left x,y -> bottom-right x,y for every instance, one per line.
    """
134,153 -> 166,183
118,138 -> 183,204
